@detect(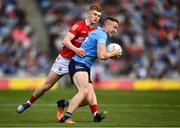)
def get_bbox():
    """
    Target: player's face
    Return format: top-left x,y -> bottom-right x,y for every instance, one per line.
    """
107,22 -> 118,37
88,10 -> 101,24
